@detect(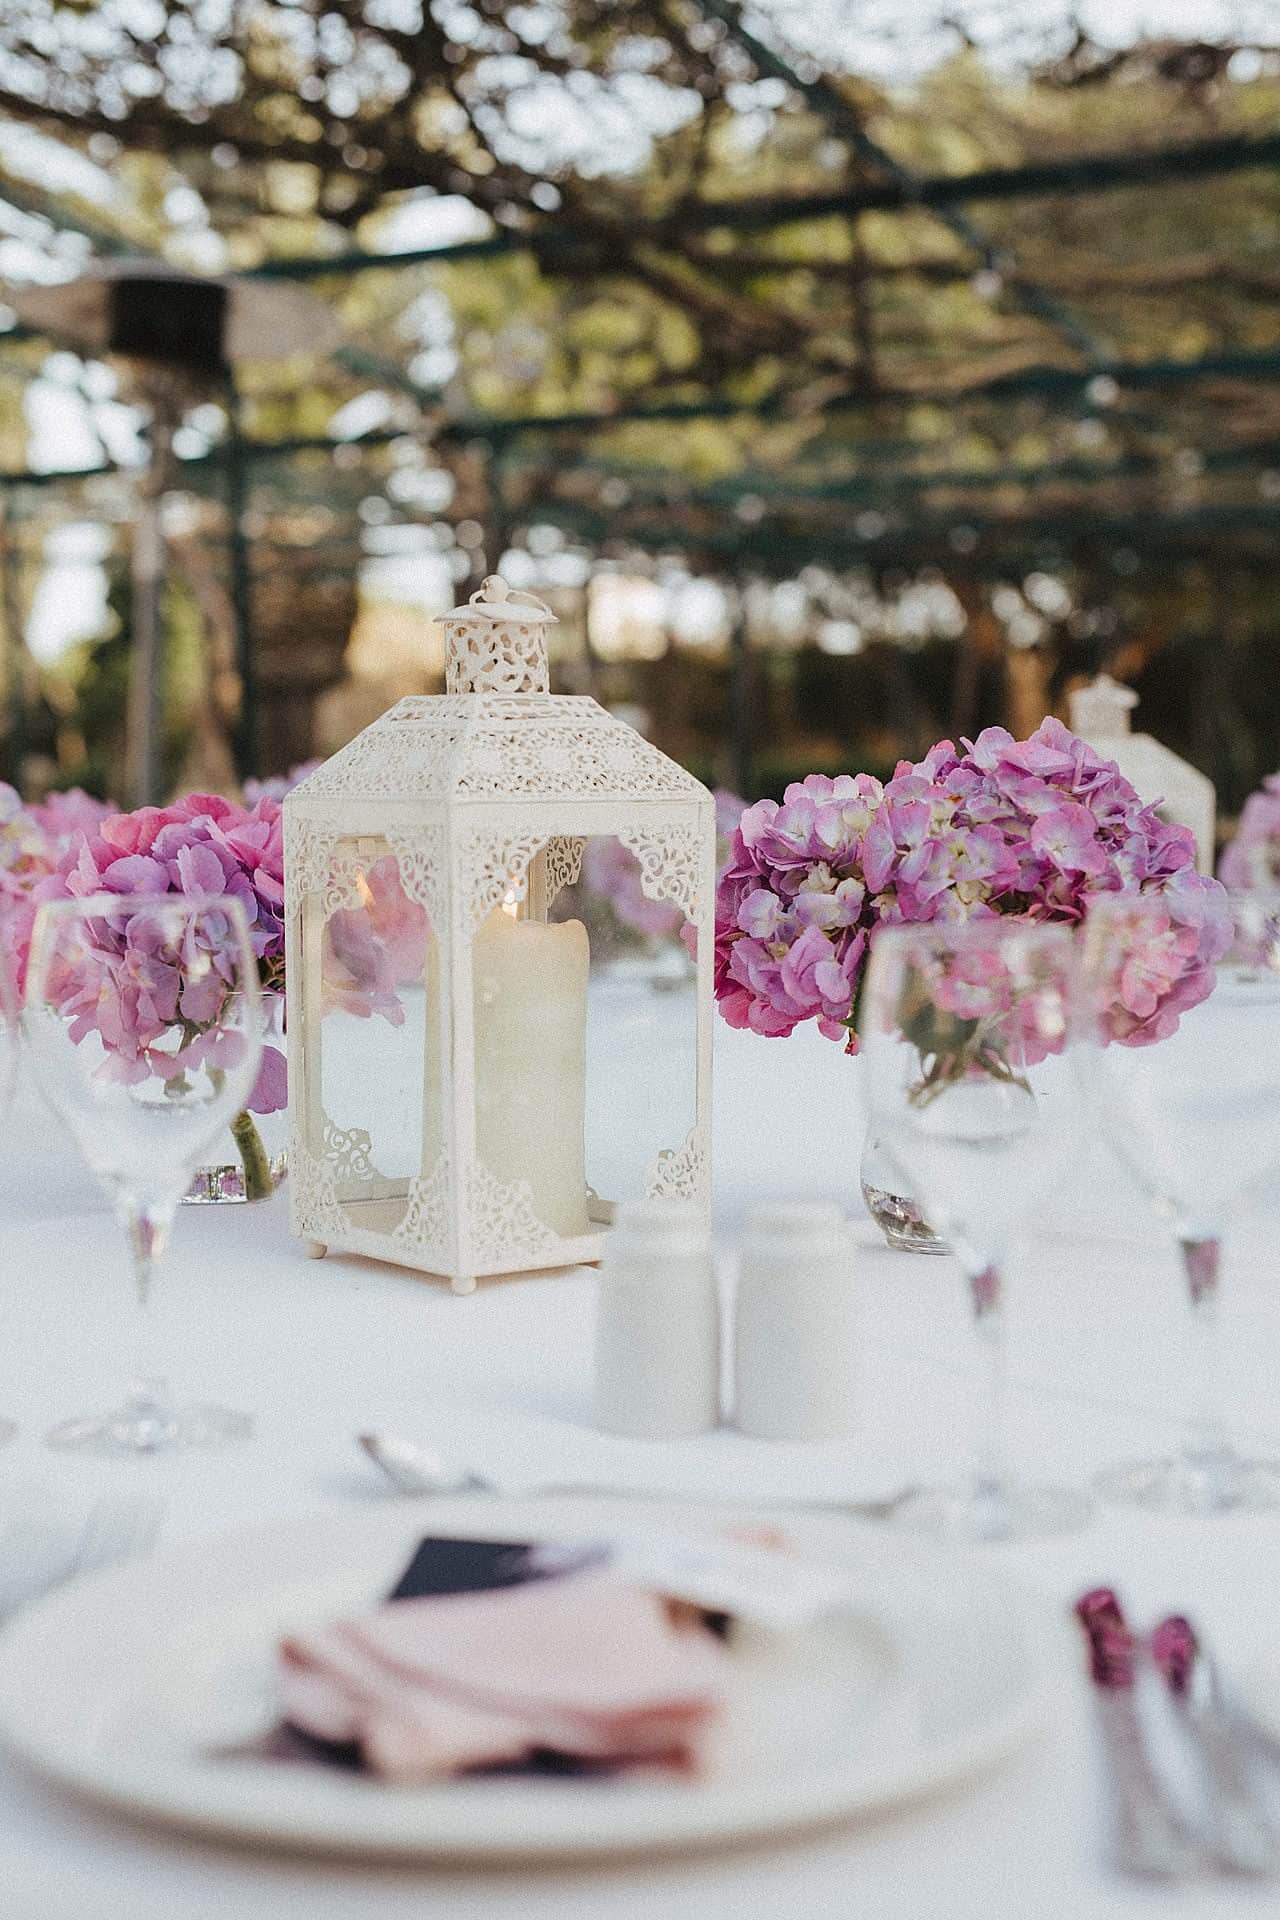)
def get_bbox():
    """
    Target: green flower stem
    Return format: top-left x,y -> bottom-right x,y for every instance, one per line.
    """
231,1109 -> 274,1201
